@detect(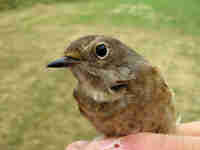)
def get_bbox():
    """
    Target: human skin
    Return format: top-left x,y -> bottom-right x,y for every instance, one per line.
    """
66,122 -> 200,150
